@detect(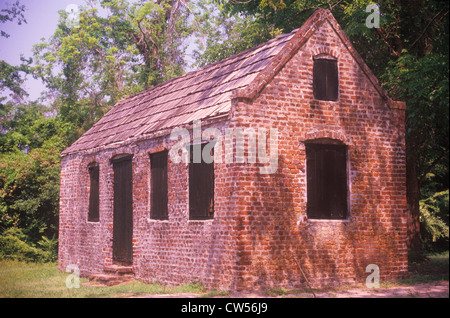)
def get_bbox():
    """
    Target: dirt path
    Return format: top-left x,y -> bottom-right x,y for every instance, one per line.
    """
280,281 -> 449,298
138,281 -> 449,298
